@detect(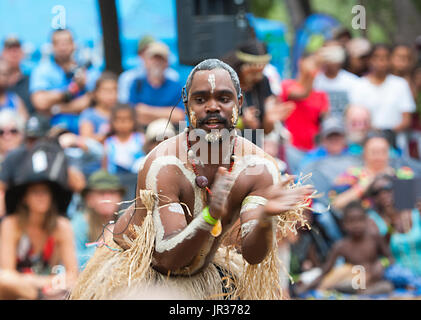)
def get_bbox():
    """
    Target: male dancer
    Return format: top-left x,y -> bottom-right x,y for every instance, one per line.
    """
70,59 -> 313,300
